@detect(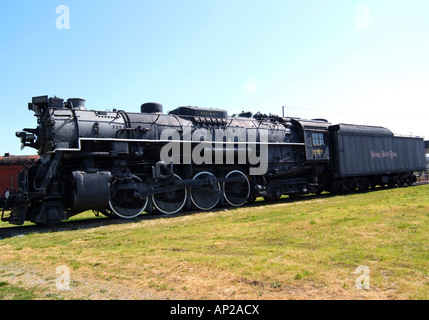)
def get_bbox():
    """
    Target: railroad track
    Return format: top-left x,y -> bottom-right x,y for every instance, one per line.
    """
415,180 -> 429,186
0,213 -> 168,240
1,182 -> 428,240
